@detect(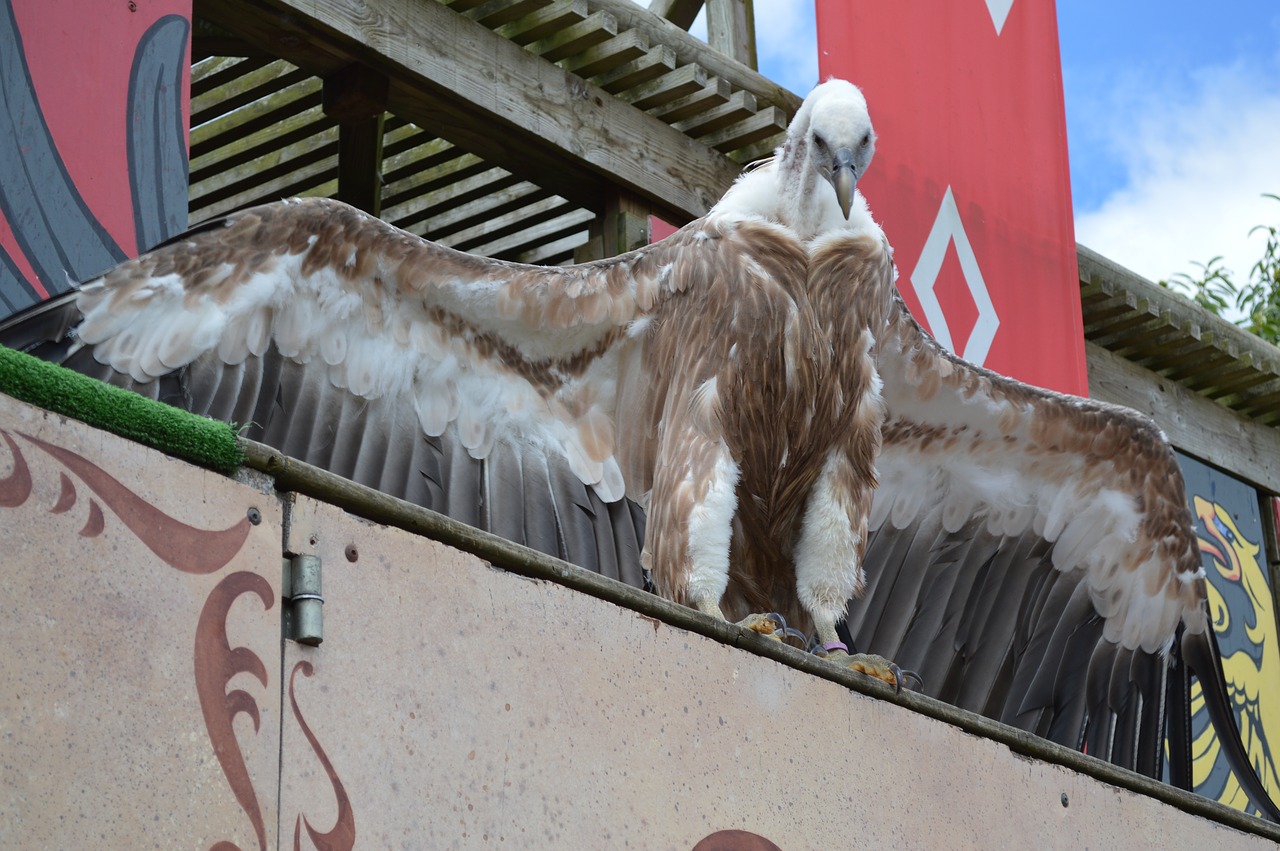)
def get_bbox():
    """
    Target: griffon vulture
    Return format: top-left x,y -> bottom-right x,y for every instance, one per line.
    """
2,79 -> 1275,819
